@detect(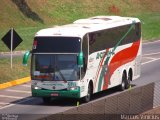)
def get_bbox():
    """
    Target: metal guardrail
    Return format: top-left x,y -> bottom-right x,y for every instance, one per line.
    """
39,81 -> 160,120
